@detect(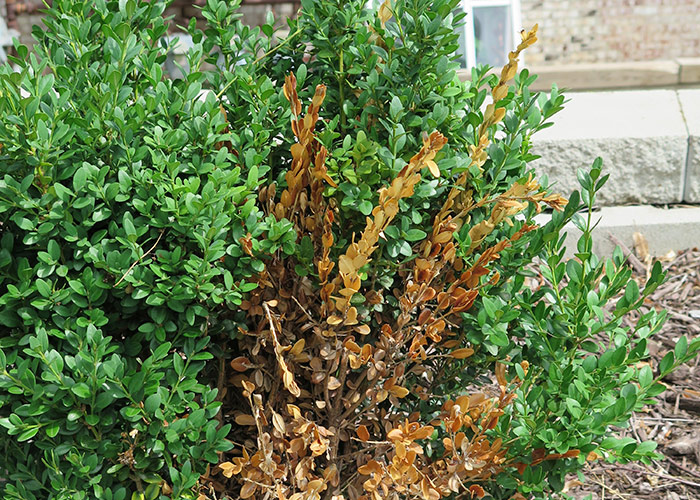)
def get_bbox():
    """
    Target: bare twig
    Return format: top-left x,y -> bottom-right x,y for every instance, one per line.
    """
291,295 -> 315,322
587,474 -> 629,500
665,456 -> 700,481
114,229 -> 165,287
608,232 -> 646,275
596,463 -> 700,490
663,391 -> 700,414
